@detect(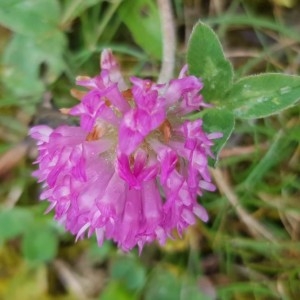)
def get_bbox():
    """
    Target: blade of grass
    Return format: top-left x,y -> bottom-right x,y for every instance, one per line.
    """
206,15 -> 300,42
